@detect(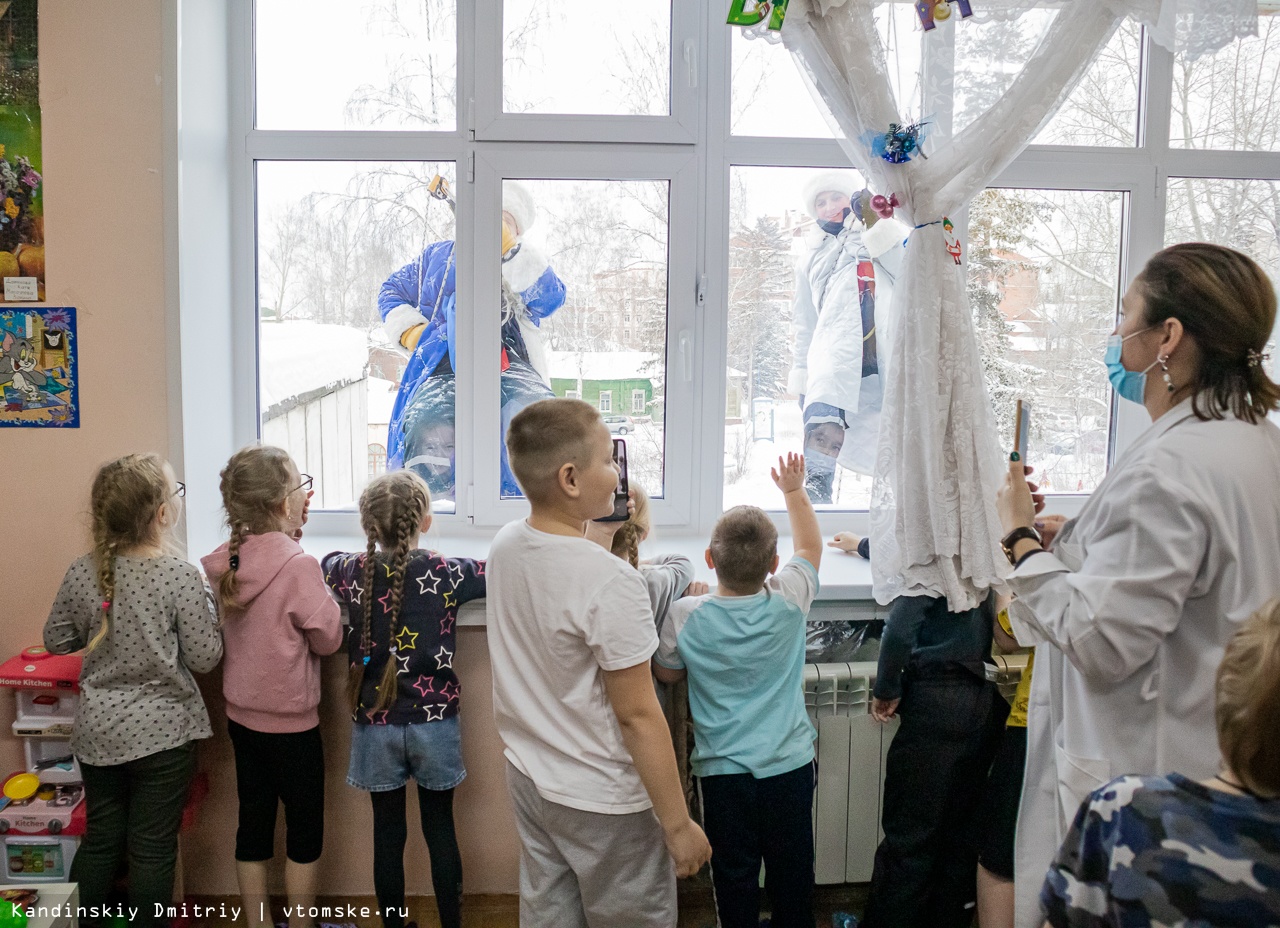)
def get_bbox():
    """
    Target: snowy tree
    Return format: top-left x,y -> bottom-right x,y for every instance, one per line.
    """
728,215 -> 793,417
